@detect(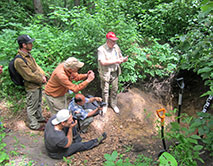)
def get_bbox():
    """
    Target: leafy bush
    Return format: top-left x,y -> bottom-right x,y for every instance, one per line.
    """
190,112 -> 213,154
164,112 -> 213,165
120,39 -> 179,84
137,0 -> 199,43
0,122 -> 9,164
170,2 -> 213,96
0,0 -> 31,31
104,151 -> 157,166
